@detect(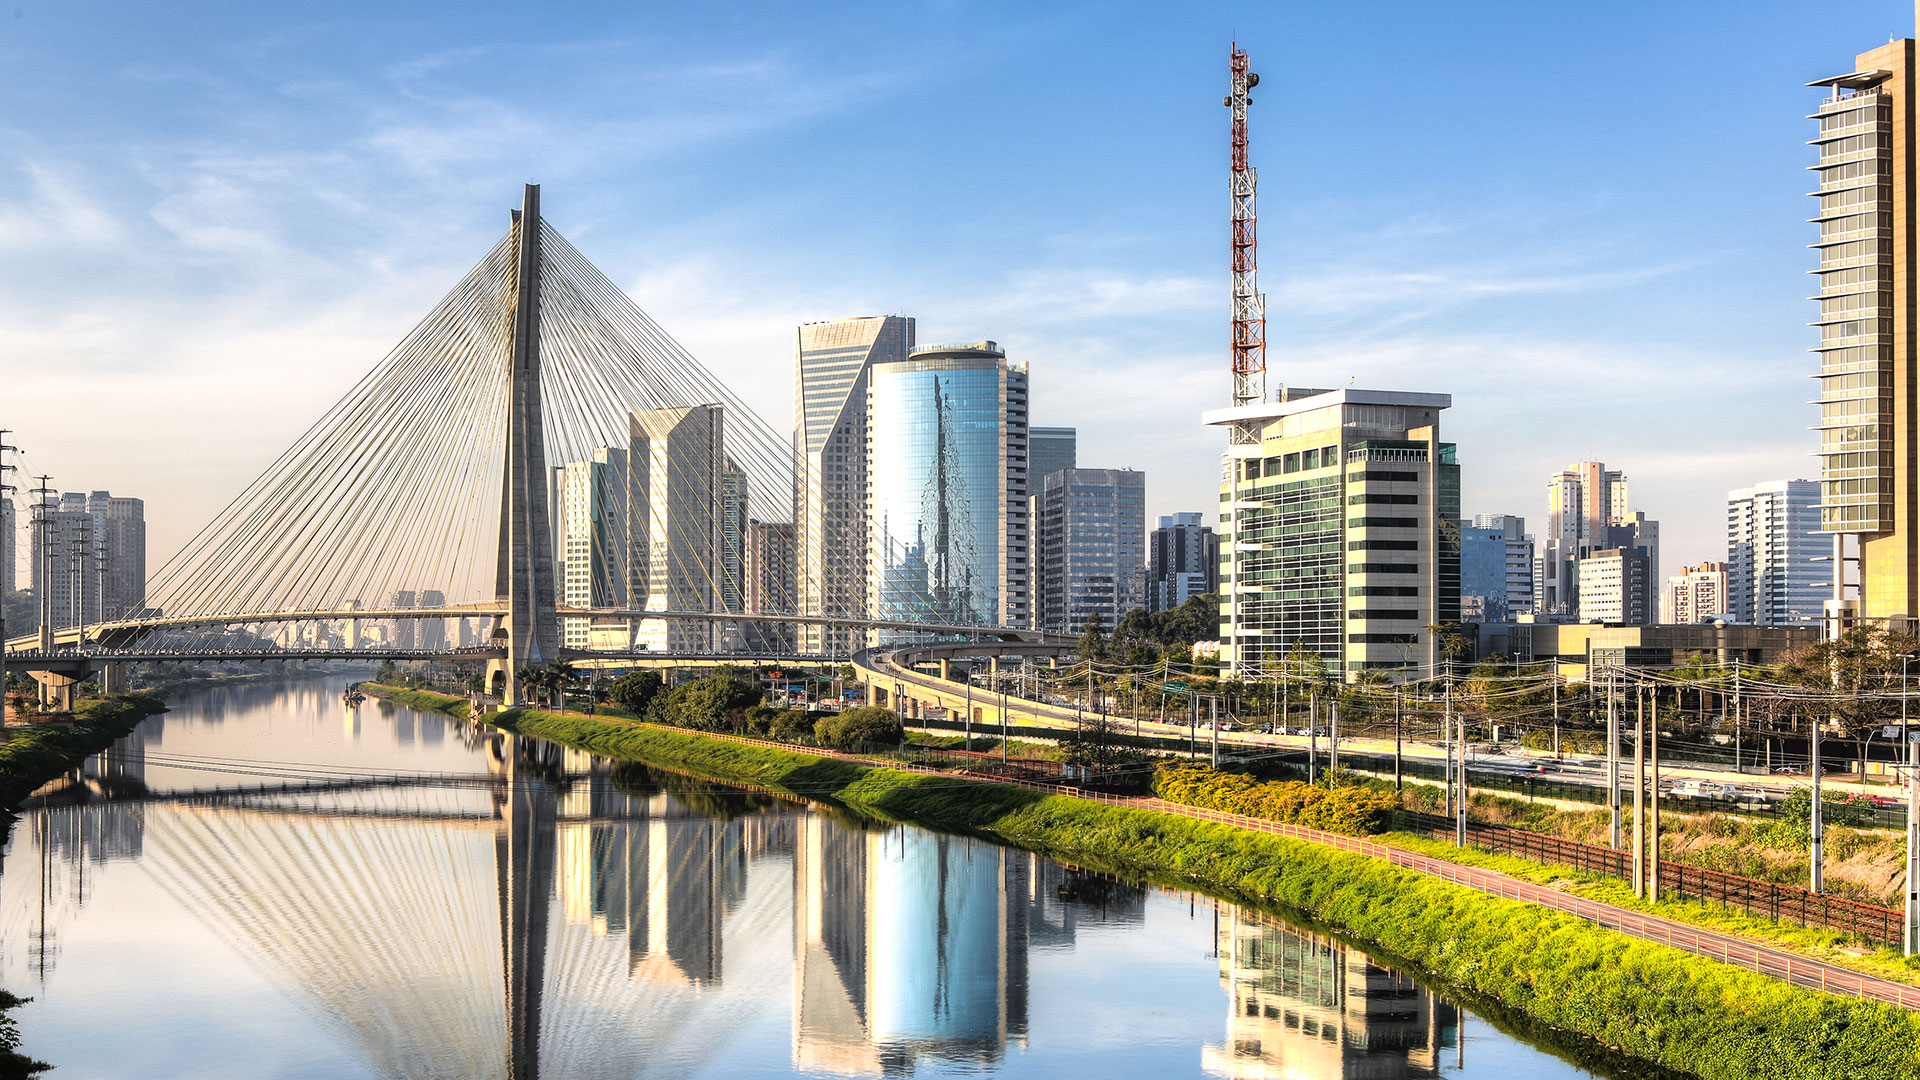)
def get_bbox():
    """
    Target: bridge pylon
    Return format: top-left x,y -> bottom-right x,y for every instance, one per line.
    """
488,184 -> 560,705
